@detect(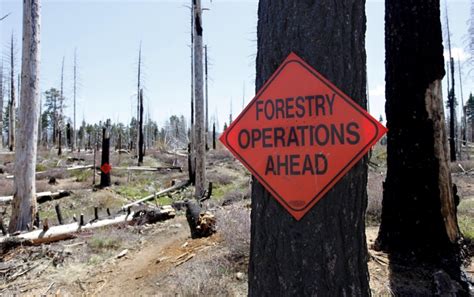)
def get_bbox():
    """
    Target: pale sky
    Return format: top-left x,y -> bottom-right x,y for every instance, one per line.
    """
0,0 -> 472,130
